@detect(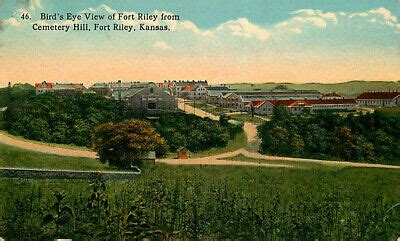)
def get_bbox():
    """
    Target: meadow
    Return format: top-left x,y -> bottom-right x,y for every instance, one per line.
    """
0,145 -> 399,239
229,80 -> 400,97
